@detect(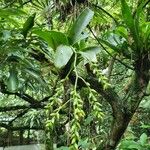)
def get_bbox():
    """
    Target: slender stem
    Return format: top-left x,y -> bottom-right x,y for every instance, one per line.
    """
73,51 -> 78,91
